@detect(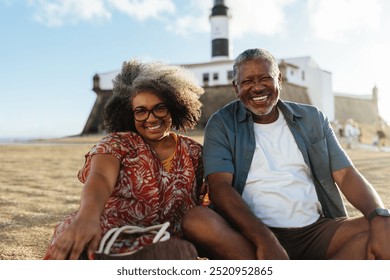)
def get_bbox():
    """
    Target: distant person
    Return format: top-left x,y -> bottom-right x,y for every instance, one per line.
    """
182,48 -> 390,260
333,119 -> 343,139
344,118 -> 356,149
376,118 -> 387,149
356,123 -> 362,143
44,60 -> 205,260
